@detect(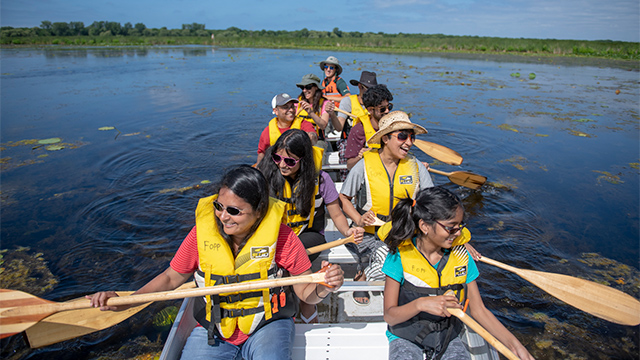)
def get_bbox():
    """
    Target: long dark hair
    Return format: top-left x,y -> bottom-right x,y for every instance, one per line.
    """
385,187 -> 464,254
257,129 -> 317,218
214,165 -> 270,255
298,85 -> 323,116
